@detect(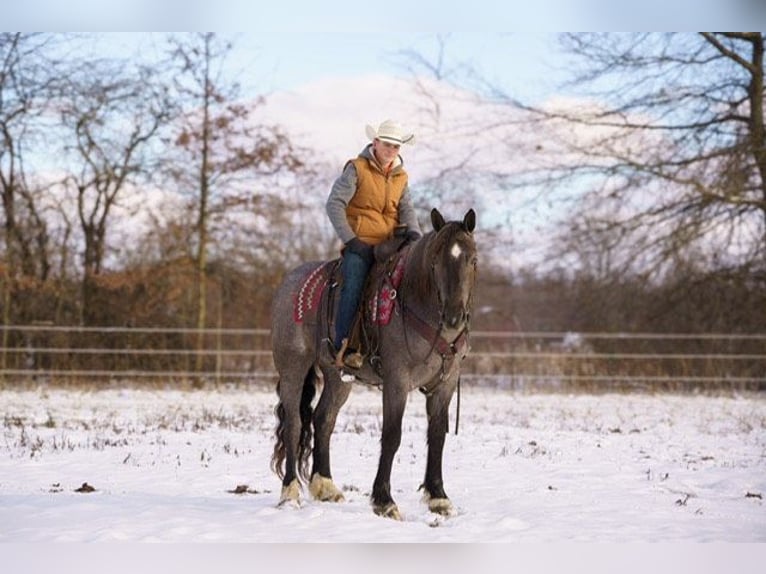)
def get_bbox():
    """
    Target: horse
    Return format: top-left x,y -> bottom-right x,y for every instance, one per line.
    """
270,207 -> 477,519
